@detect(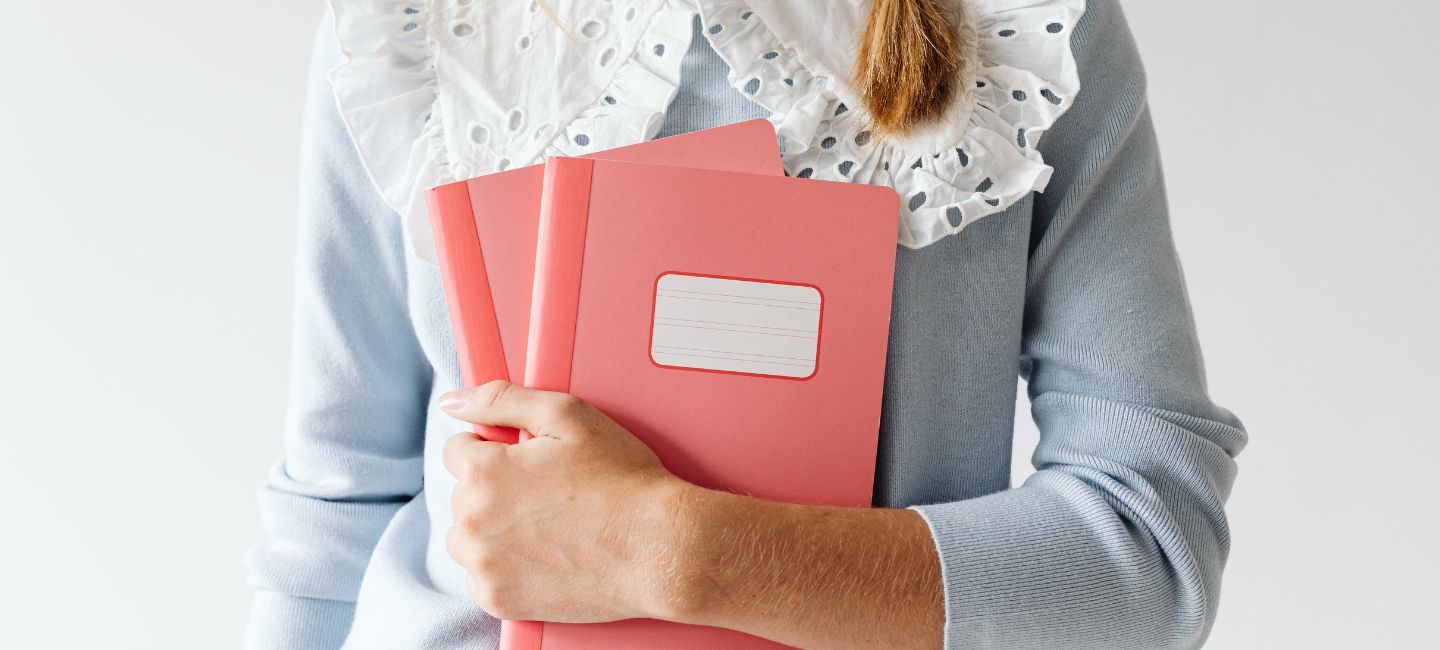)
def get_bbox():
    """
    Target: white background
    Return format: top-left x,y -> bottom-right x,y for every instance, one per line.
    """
1,2 -> 1435,648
